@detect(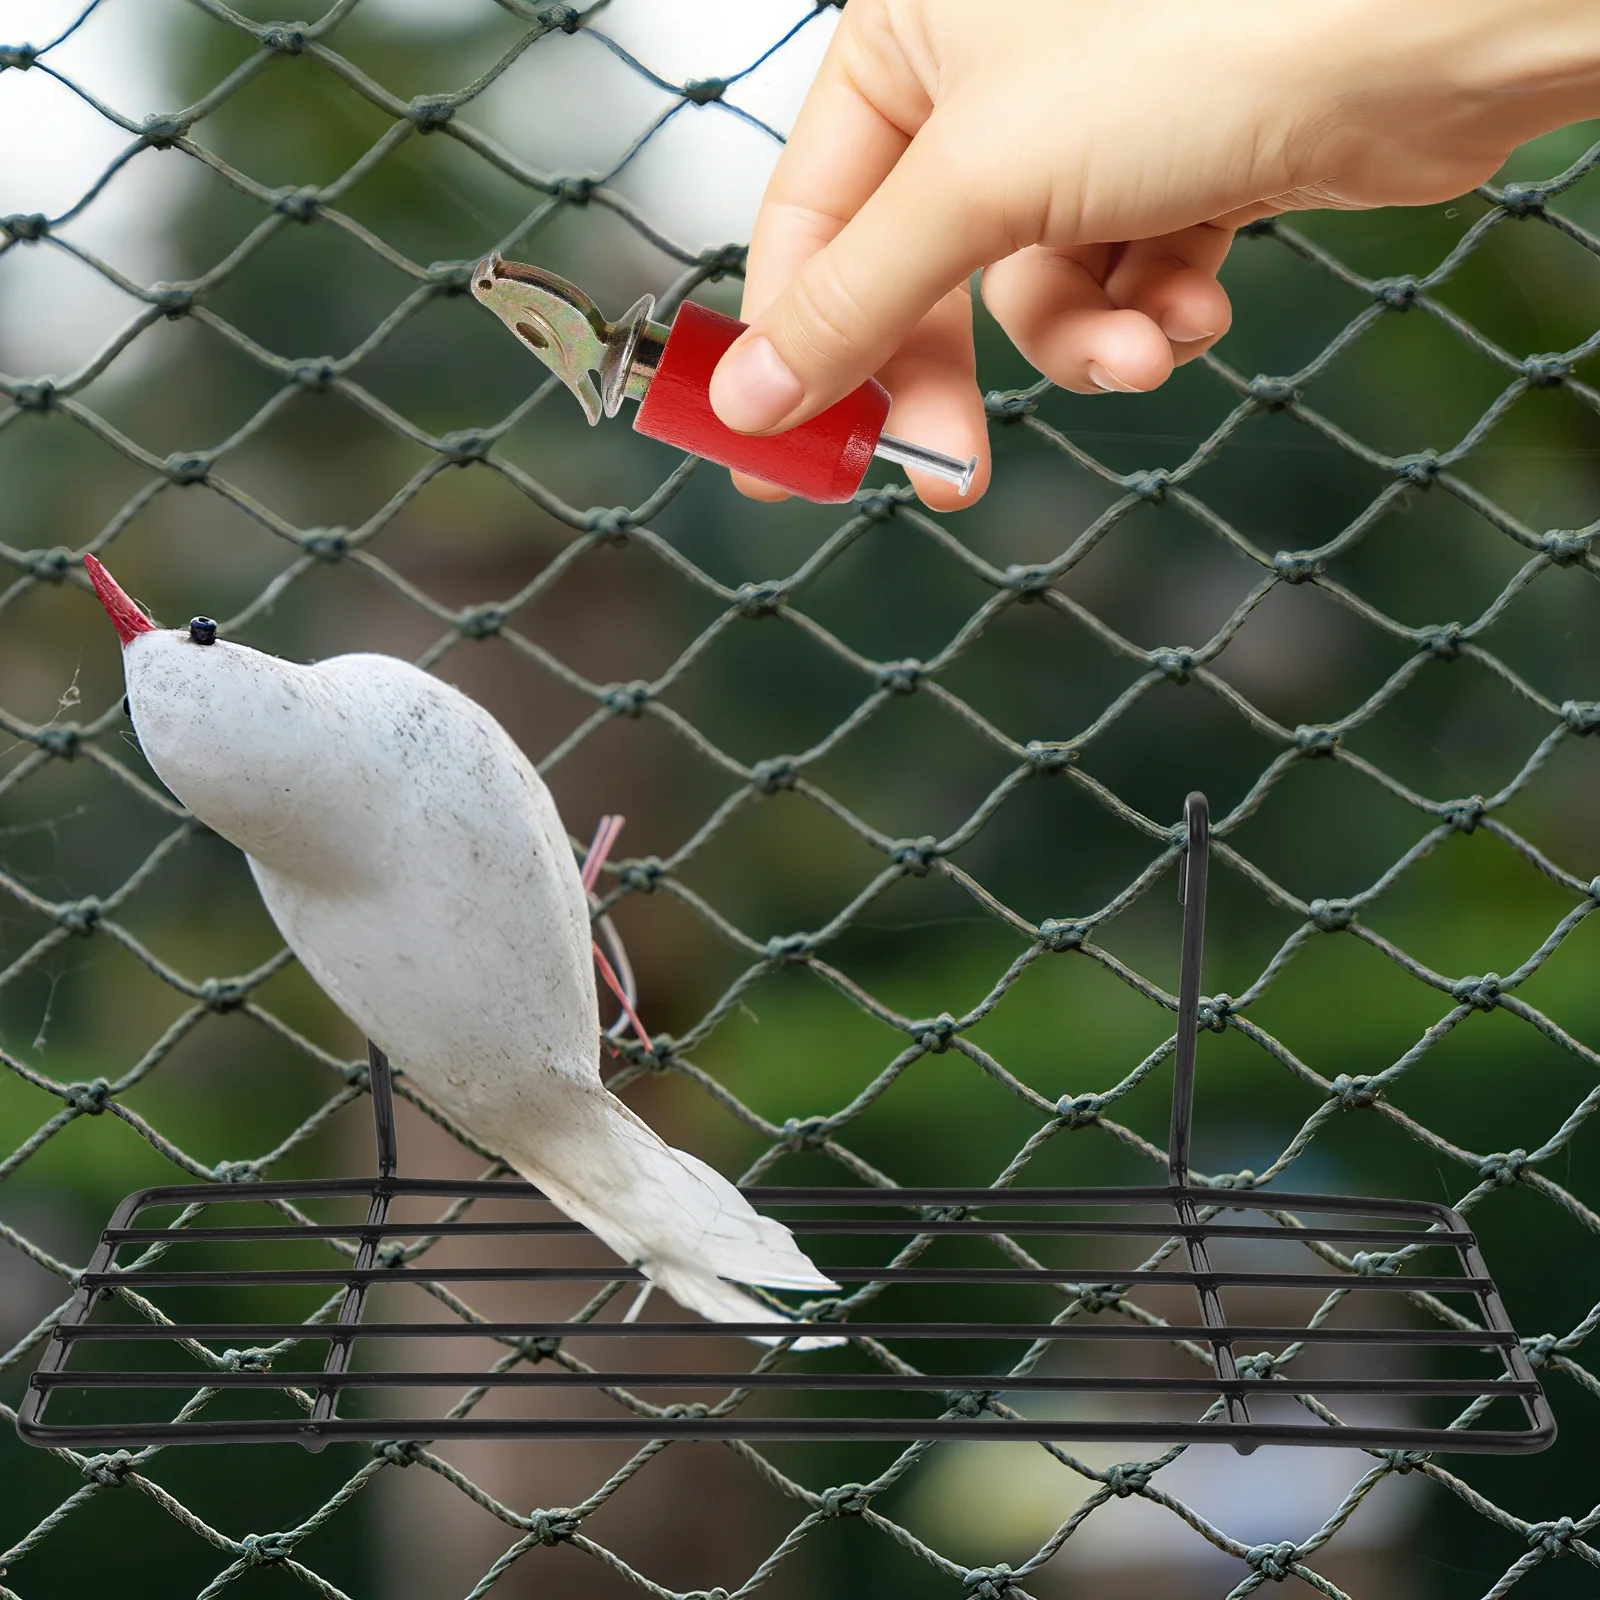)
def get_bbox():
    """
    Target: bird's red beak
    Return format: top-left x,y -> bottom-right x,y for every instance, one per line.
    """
83,553 -> 157,646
